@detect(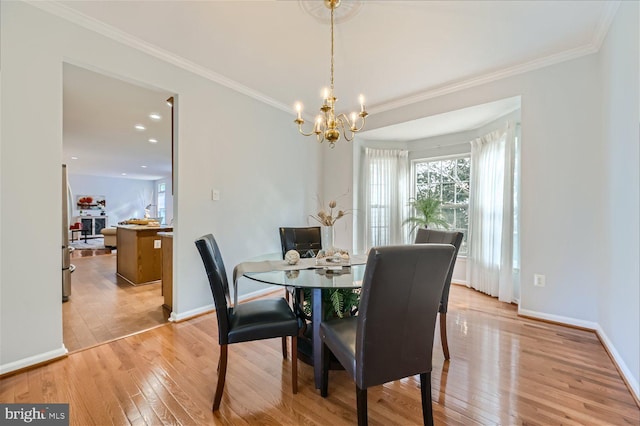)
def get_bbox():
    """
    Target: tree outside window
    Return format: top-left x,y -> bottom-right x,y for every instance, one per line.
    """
413,156 -> 470,255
